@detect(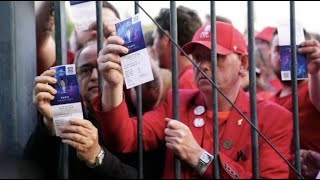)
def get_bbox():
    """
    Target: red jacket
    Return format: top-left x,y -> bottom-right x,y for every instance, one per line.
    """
270,81 -> 320,152
178,64 -> 197,89
92,89 -> 293,179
